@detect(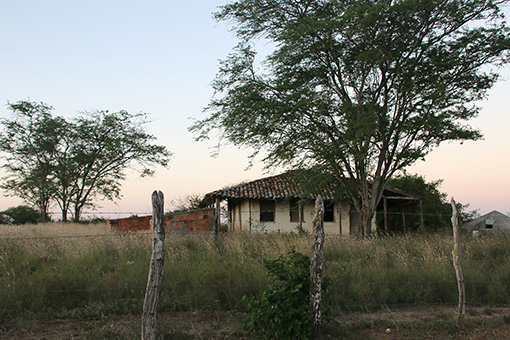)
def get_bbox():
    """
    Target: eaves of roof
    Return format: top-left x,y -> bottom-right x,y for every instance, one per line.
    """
200,172 -> 420,206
